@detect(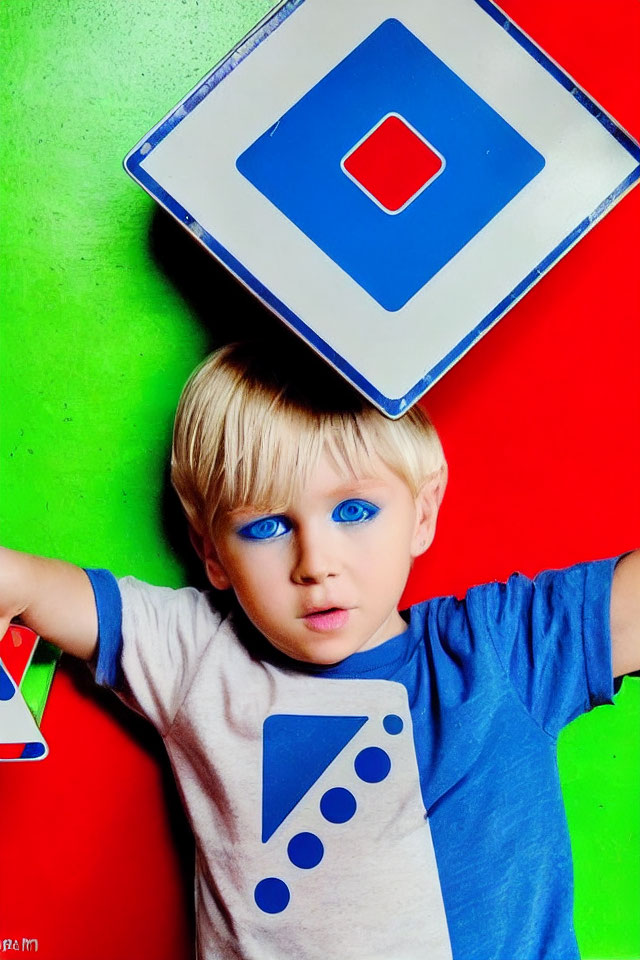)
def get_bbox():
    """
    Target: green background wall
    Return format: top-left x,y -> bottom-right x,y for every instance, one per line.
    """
1,2 -> 638,958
